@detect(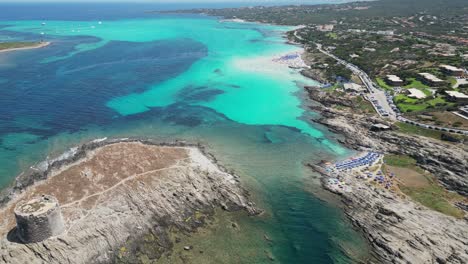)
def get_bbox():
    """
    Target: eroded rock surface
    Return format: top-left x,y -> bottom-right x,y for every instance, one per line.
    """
307,87 -> 468,196
0,140 -> 257,264
307,87 -> 468,263
339,174 -> 468,263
